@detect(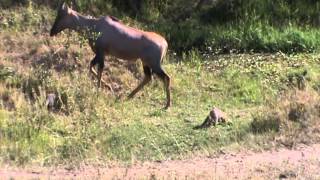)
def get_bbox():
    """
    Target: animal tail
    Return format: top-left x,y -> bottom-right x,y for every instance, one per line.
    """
161,39 -> 168,62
